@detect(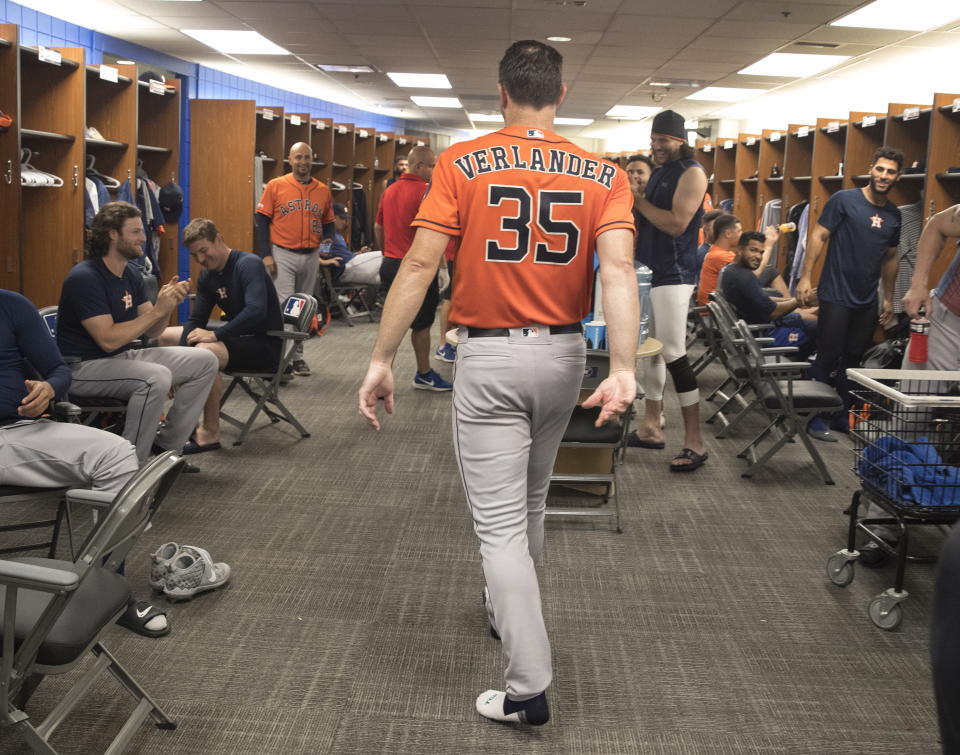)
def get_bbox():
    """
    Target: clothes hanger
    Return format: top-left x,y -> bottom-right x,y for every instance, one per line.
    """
85,154 -> 121,188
